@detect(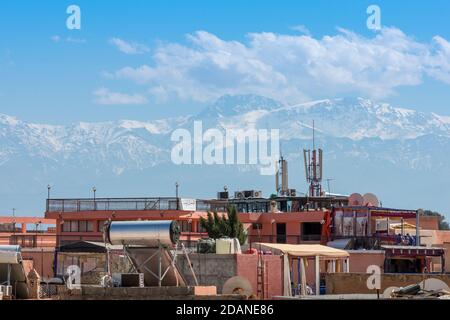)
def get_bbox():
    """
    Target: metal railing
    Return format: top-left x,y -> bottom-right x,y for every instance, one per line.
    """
47,198 -> 229,213
0,234 -> 57,248
248,234 -> 324,245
